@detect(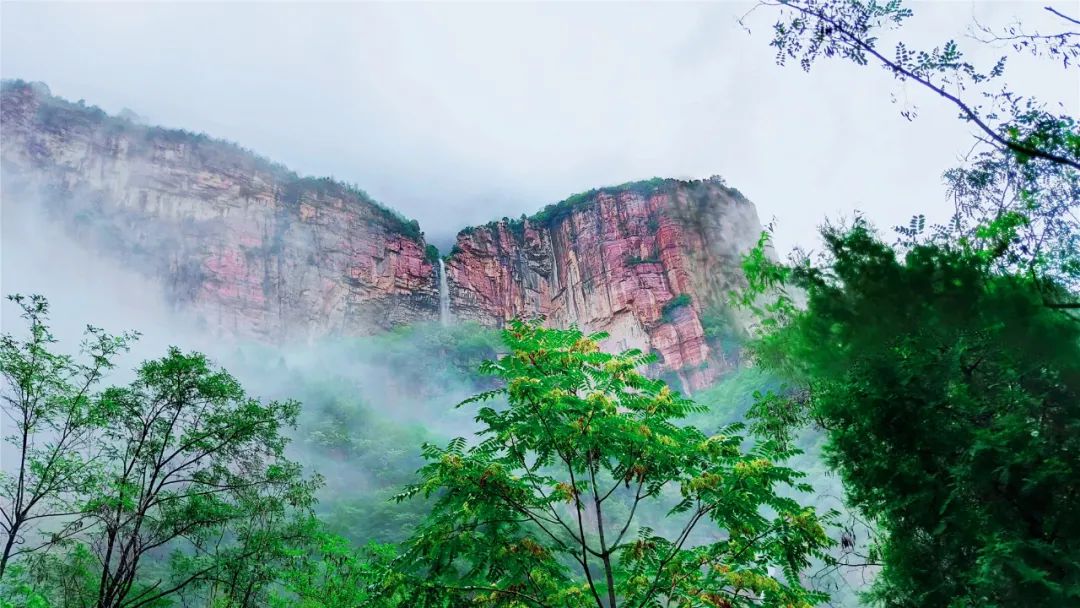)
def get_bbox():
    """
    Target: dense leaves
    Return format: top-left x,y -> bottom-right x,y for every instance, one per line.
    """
743,224 -> 1080,606
742,5 -> 1080,603
270,531 -> 396,608
387,321 -> 834,608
